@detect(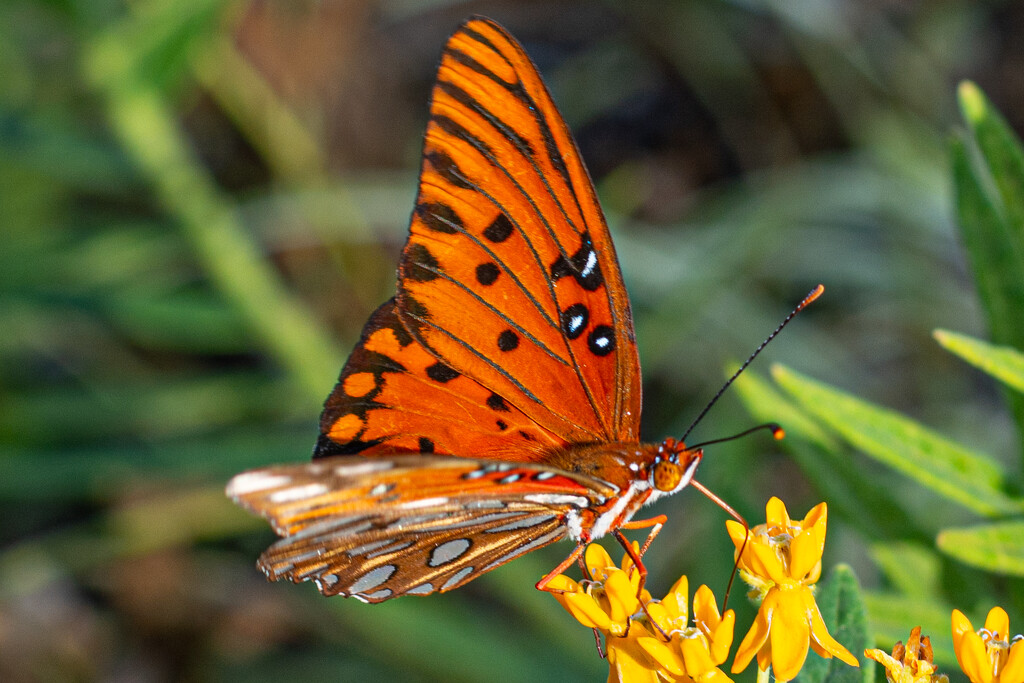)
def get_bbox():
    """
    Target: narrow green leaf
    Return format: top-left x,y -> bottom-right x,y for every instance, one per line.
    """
958,82 -> 1024,234
953,82 -> 1024,451
795,565 -> 867,683
936,521 -> 1024,576
772,365 -> 1022,516
734,370 -> 921,539
934,329 -> 1024,394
